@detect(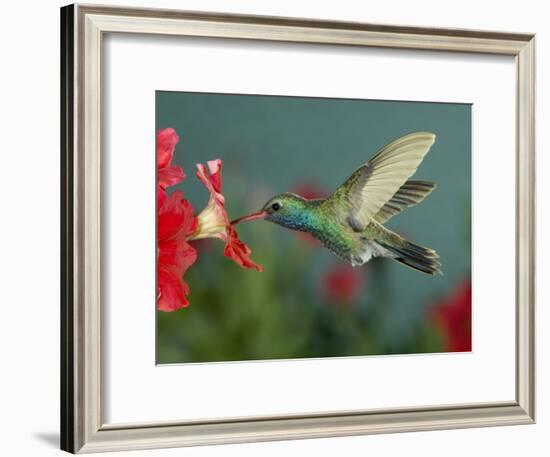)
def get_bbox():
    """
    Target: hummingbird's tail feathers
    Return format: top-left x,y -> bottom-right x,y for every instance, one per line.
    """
374,180 -> 436,224
378,239 -> 442,276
